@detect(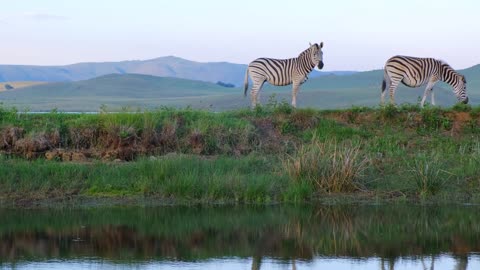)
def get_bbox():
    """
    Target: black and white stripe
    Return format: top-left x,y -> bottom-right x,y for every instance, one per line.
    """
244,42 -> 324,108
382,55 -> 468,106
